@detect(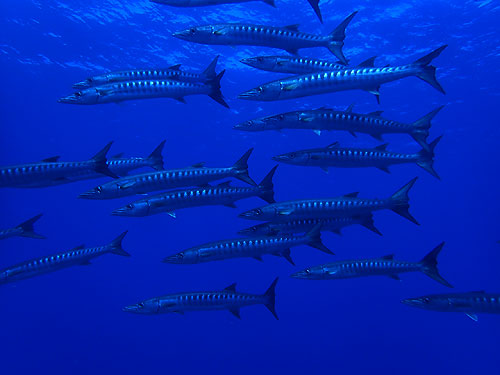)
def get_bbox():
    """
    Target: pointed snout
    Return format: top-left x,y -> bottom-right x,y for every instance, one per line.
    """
400,298 -> 423,307
162,253 -> 184,264
237,89 -> 261,100
240,58 -> 257,67
72,81 -> 91,89
78,190 -> 98,199
58,94 -> 79,104
172,29 -> 190,40
122,304 -> 141,313
111,207 -> 130,216
238,210 -> 256,219
233,121 -> 253,130
271,154 -> 290,162
290,270 -> 309,279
